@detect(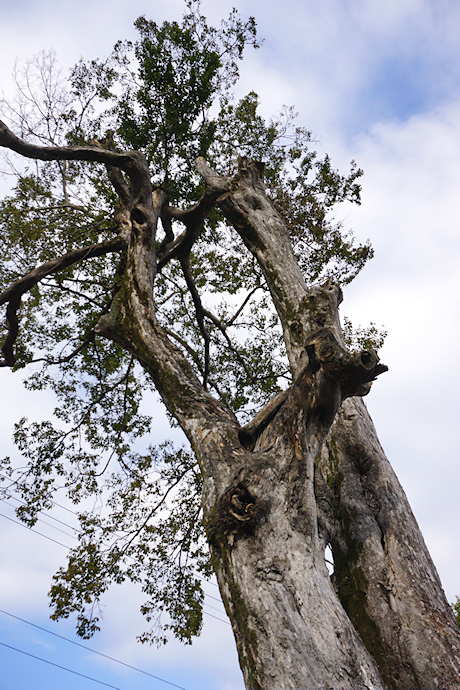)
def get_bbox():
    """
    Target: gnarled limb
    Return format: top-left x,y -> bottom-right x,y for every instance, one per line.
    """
157,192 -> 223,270
0,239 -> 125,308
0,123 -> 240,464
197,156 -> 460,689
94,188 -> 242,480
0,239 -> 124,366
0,119 -> 141,179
